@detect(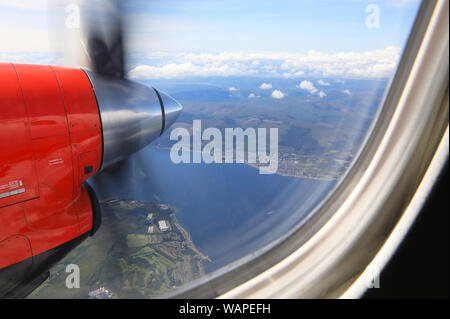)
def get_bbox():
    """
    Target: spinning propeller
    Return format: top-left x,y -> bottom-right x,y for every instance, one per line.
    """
50,0 -> 182,171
